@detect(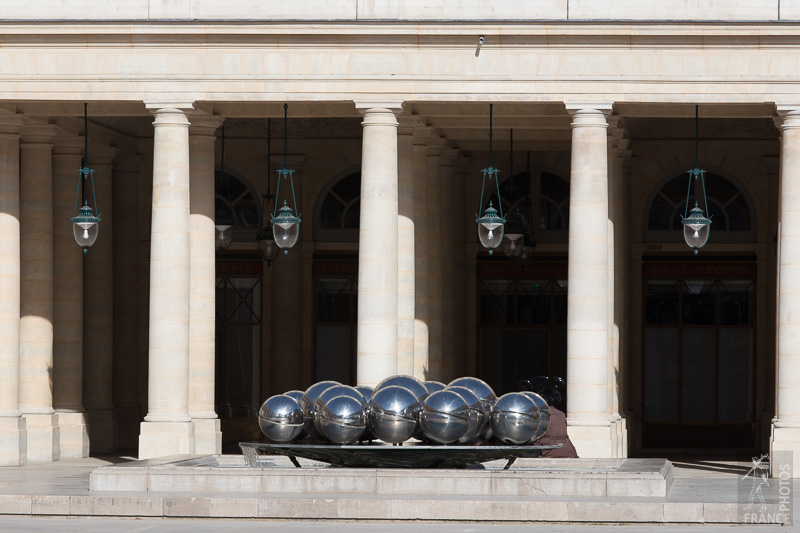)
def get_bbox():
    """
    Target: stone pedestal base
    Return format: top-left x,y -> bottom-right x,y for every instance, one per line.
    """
23,413 -> 59,463
566,420 -> 614,458
87,408 -> 116,454
770,425 -> 800,478
56,412 -> 89,459
139,421 -> 195,460
193,418 -> 221,455
0,417 -> 27,466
